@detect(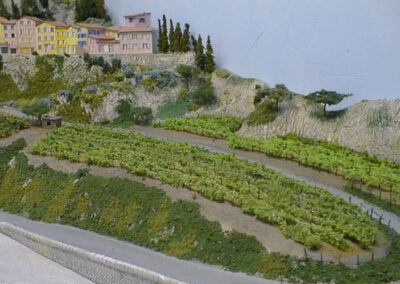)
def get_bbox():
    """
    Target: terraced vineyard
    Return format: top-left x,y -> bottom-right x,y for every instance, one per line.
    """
0,115 -> 29,138
31,124 -> 380,250
153,115 -> 243,139
156,116 -> 400,197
